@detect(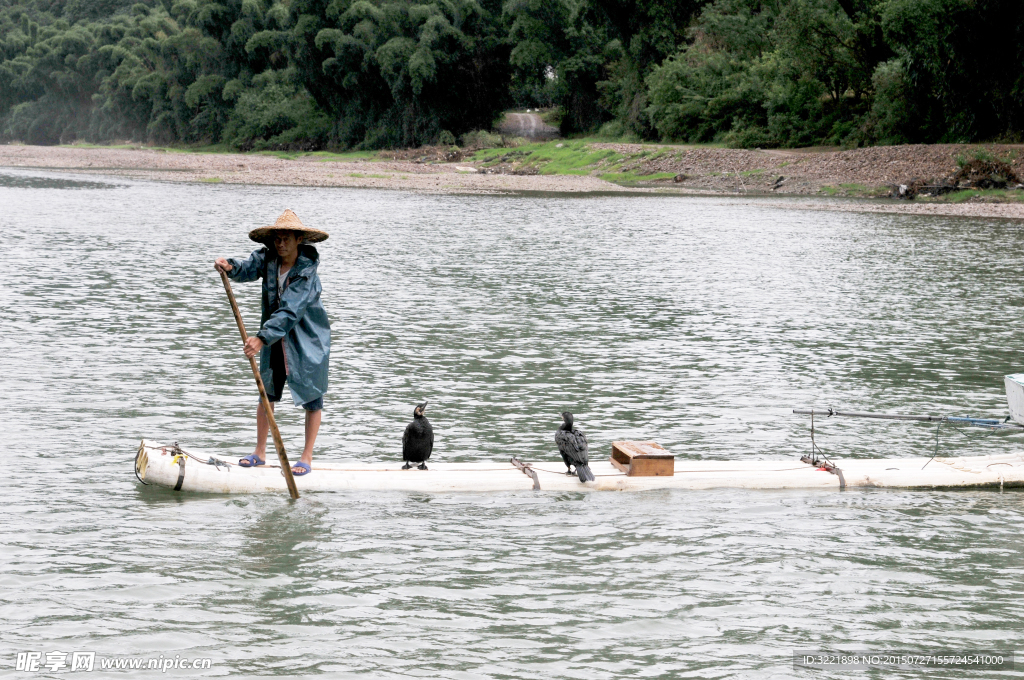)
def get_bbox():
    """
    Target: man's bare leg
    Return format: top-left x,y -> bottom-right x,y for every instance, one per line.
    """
253,401 -> 276,462
295,409 -> 321,473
